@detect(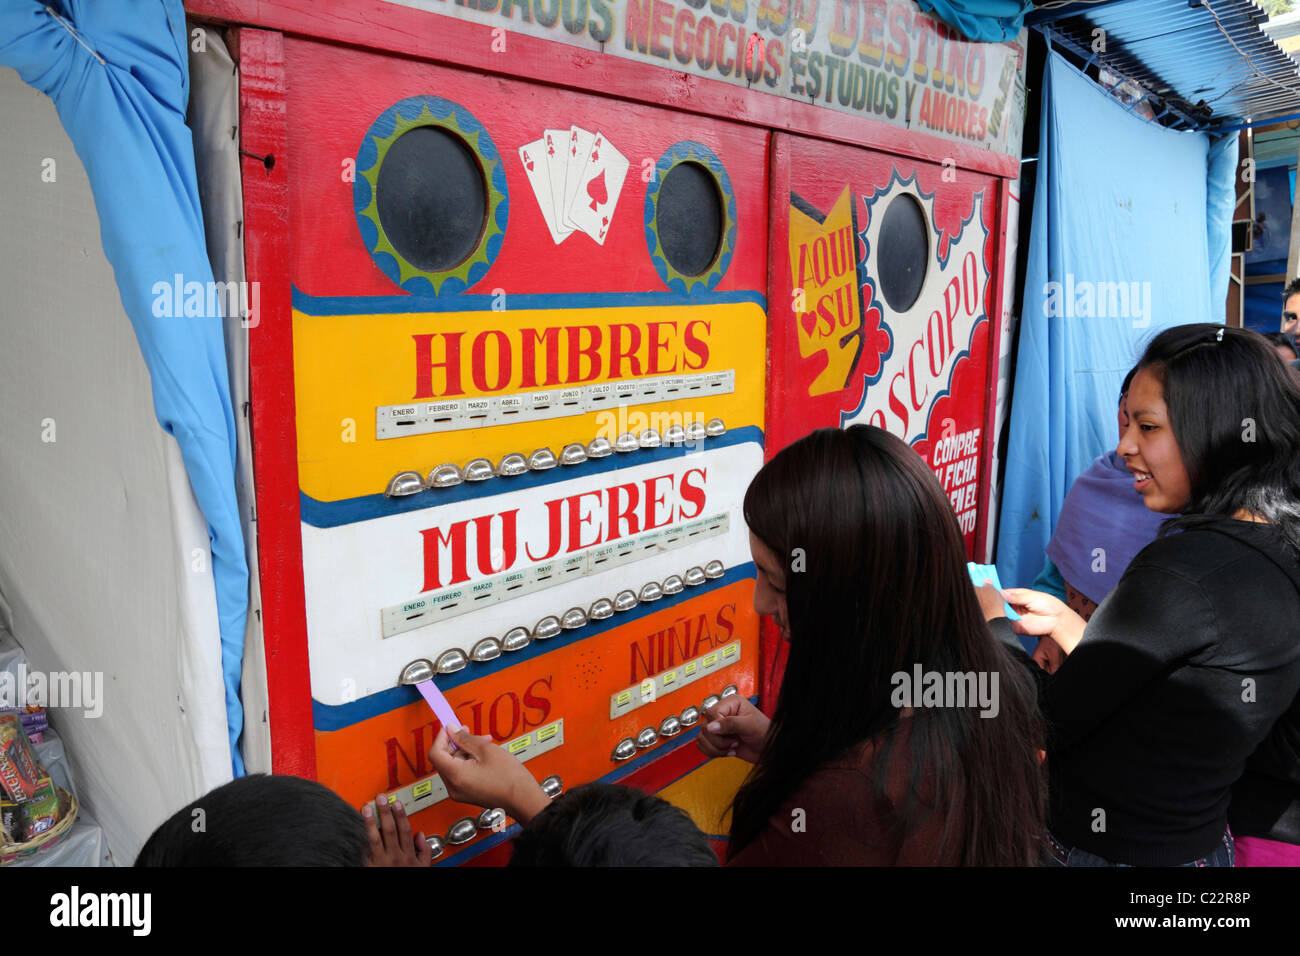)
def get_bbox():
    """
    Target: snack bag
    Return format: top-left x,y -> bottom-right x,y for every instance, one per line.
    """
0,716 -> 41,803
19,777 -> 59,839
0,796 -> 18,843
